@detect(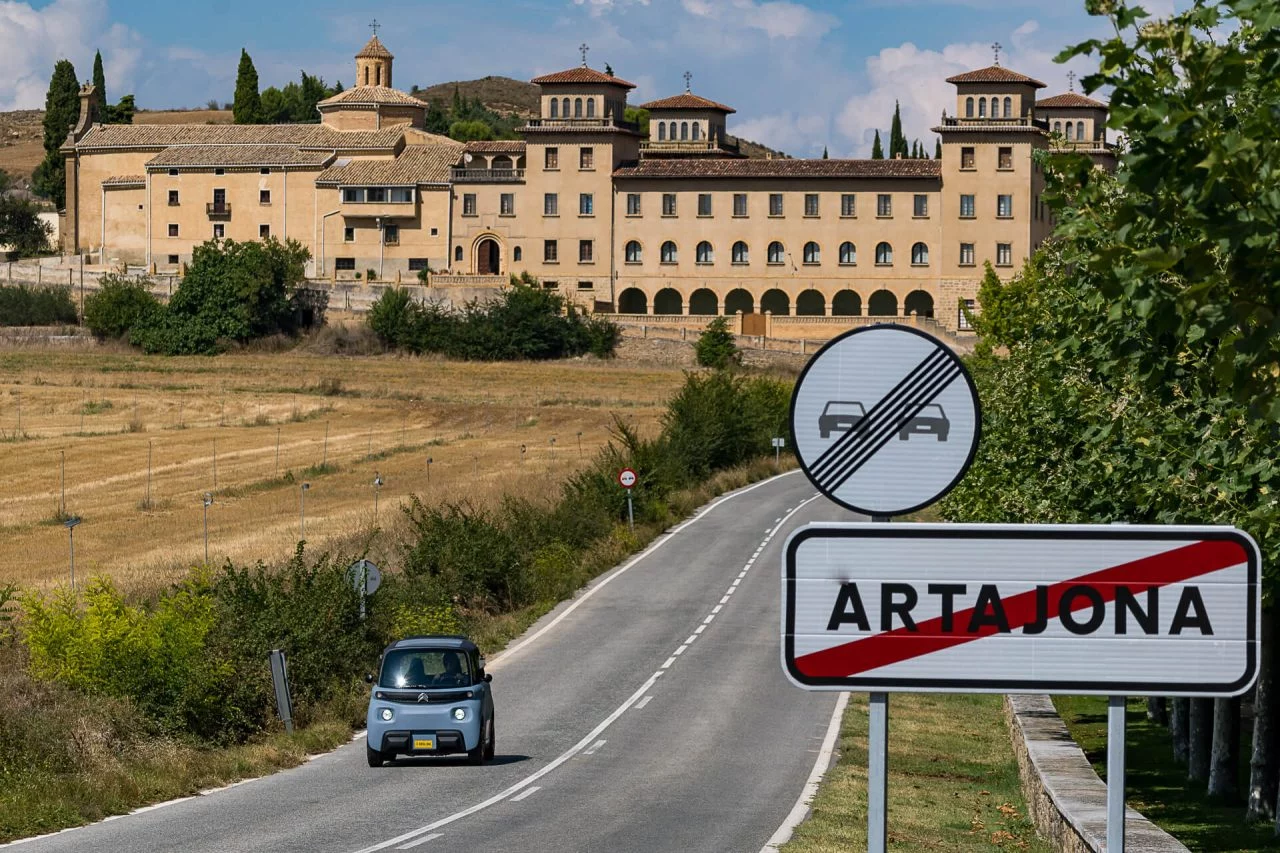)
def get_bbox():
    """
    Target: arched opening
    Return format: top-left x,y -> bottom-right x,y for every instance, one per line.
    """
875,242 -> 893,265
904,290 -> 934,318
658,123 -> 666,141
724,289 -> 754,315
513,247 -> 522,262
625,240 -> 642,263
689,288 -> 717,315
868,290 -> 898,317
1077,121 -> 1086,140
618,288 -> 648,314
803,241 -> 820,264
692,123 -> 701,140
1065,122 -> 1074,141
668,122 -> 676,140
587,99 -> 596,118
574,98 -> 583,117
364,67 -> 370,86
978,98 -> 987,118
476,237 -> 501,275
732,241 -> 749,264
761,289 -> 790,316
1003,96 -> 1012,118
839,242 -> 856,265
911,242 -> 929,265
832,290 -> 861,316
376,66 -> 382,86
681,121 -> 689,140
1054,120 -> 1062,135
654,288 -> 683,315
562,97 -> 570,116
696,241 -> 713,264
550,99 -> 559,118
454,246 -> 463,263
768,241 -> 785,264
965,97 -> 974,118
796,290 -> 825,316
661,241 -> 678,264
